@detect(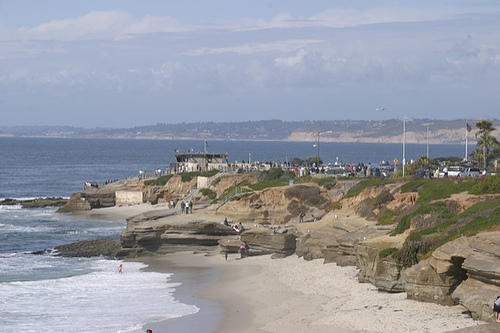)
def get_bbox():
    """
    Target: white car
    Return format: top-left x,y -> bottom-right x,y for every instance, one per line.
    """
447,166 -> 465,177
